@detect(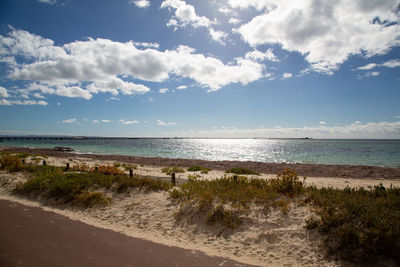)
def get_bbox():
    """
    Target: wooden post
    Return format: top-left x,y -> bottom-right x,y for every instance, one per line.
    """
42,160 -> 46,166
66,163 -> 69,170
171,172 -> 176,186
22,159 -> 25,164
129,169 -> 133,177
233,175 -> 237,183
